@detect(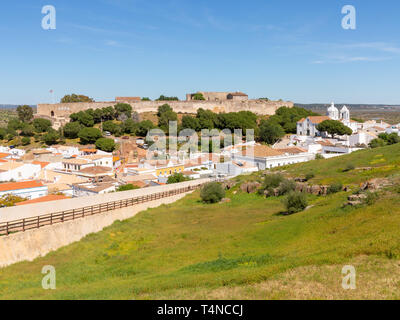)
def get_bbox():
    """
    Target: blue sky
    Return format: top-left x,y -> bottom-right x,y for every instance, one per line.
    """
1,0 -> 399,105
